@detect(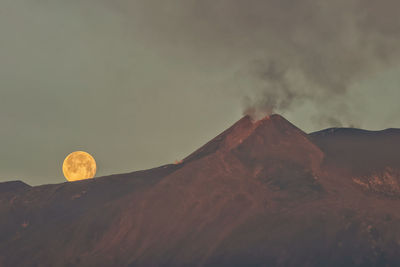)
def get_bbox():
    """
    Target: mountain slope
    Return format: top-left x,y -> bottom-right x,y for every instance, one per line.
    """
1,115 -> 400,266
0,180 -> 30,194
310,128 -> 400,174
